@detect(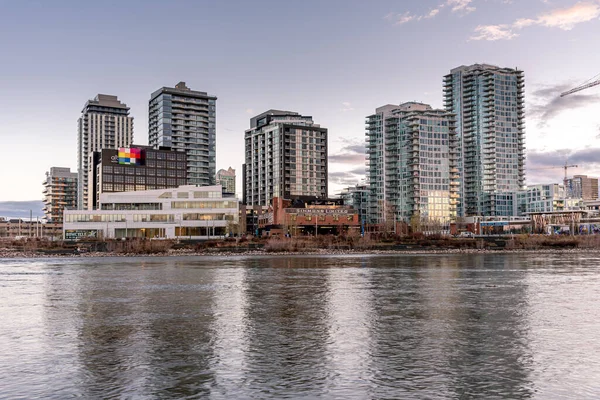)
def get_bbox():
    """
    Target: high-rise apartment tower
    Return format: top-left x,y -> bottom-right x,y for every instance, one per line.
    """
216,167 -> 236,195
244,110 -> 328,206
149,82 -> 217,187
444,64 -> 525,217
77,95 -> 133,209
366,102 -> 458,224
